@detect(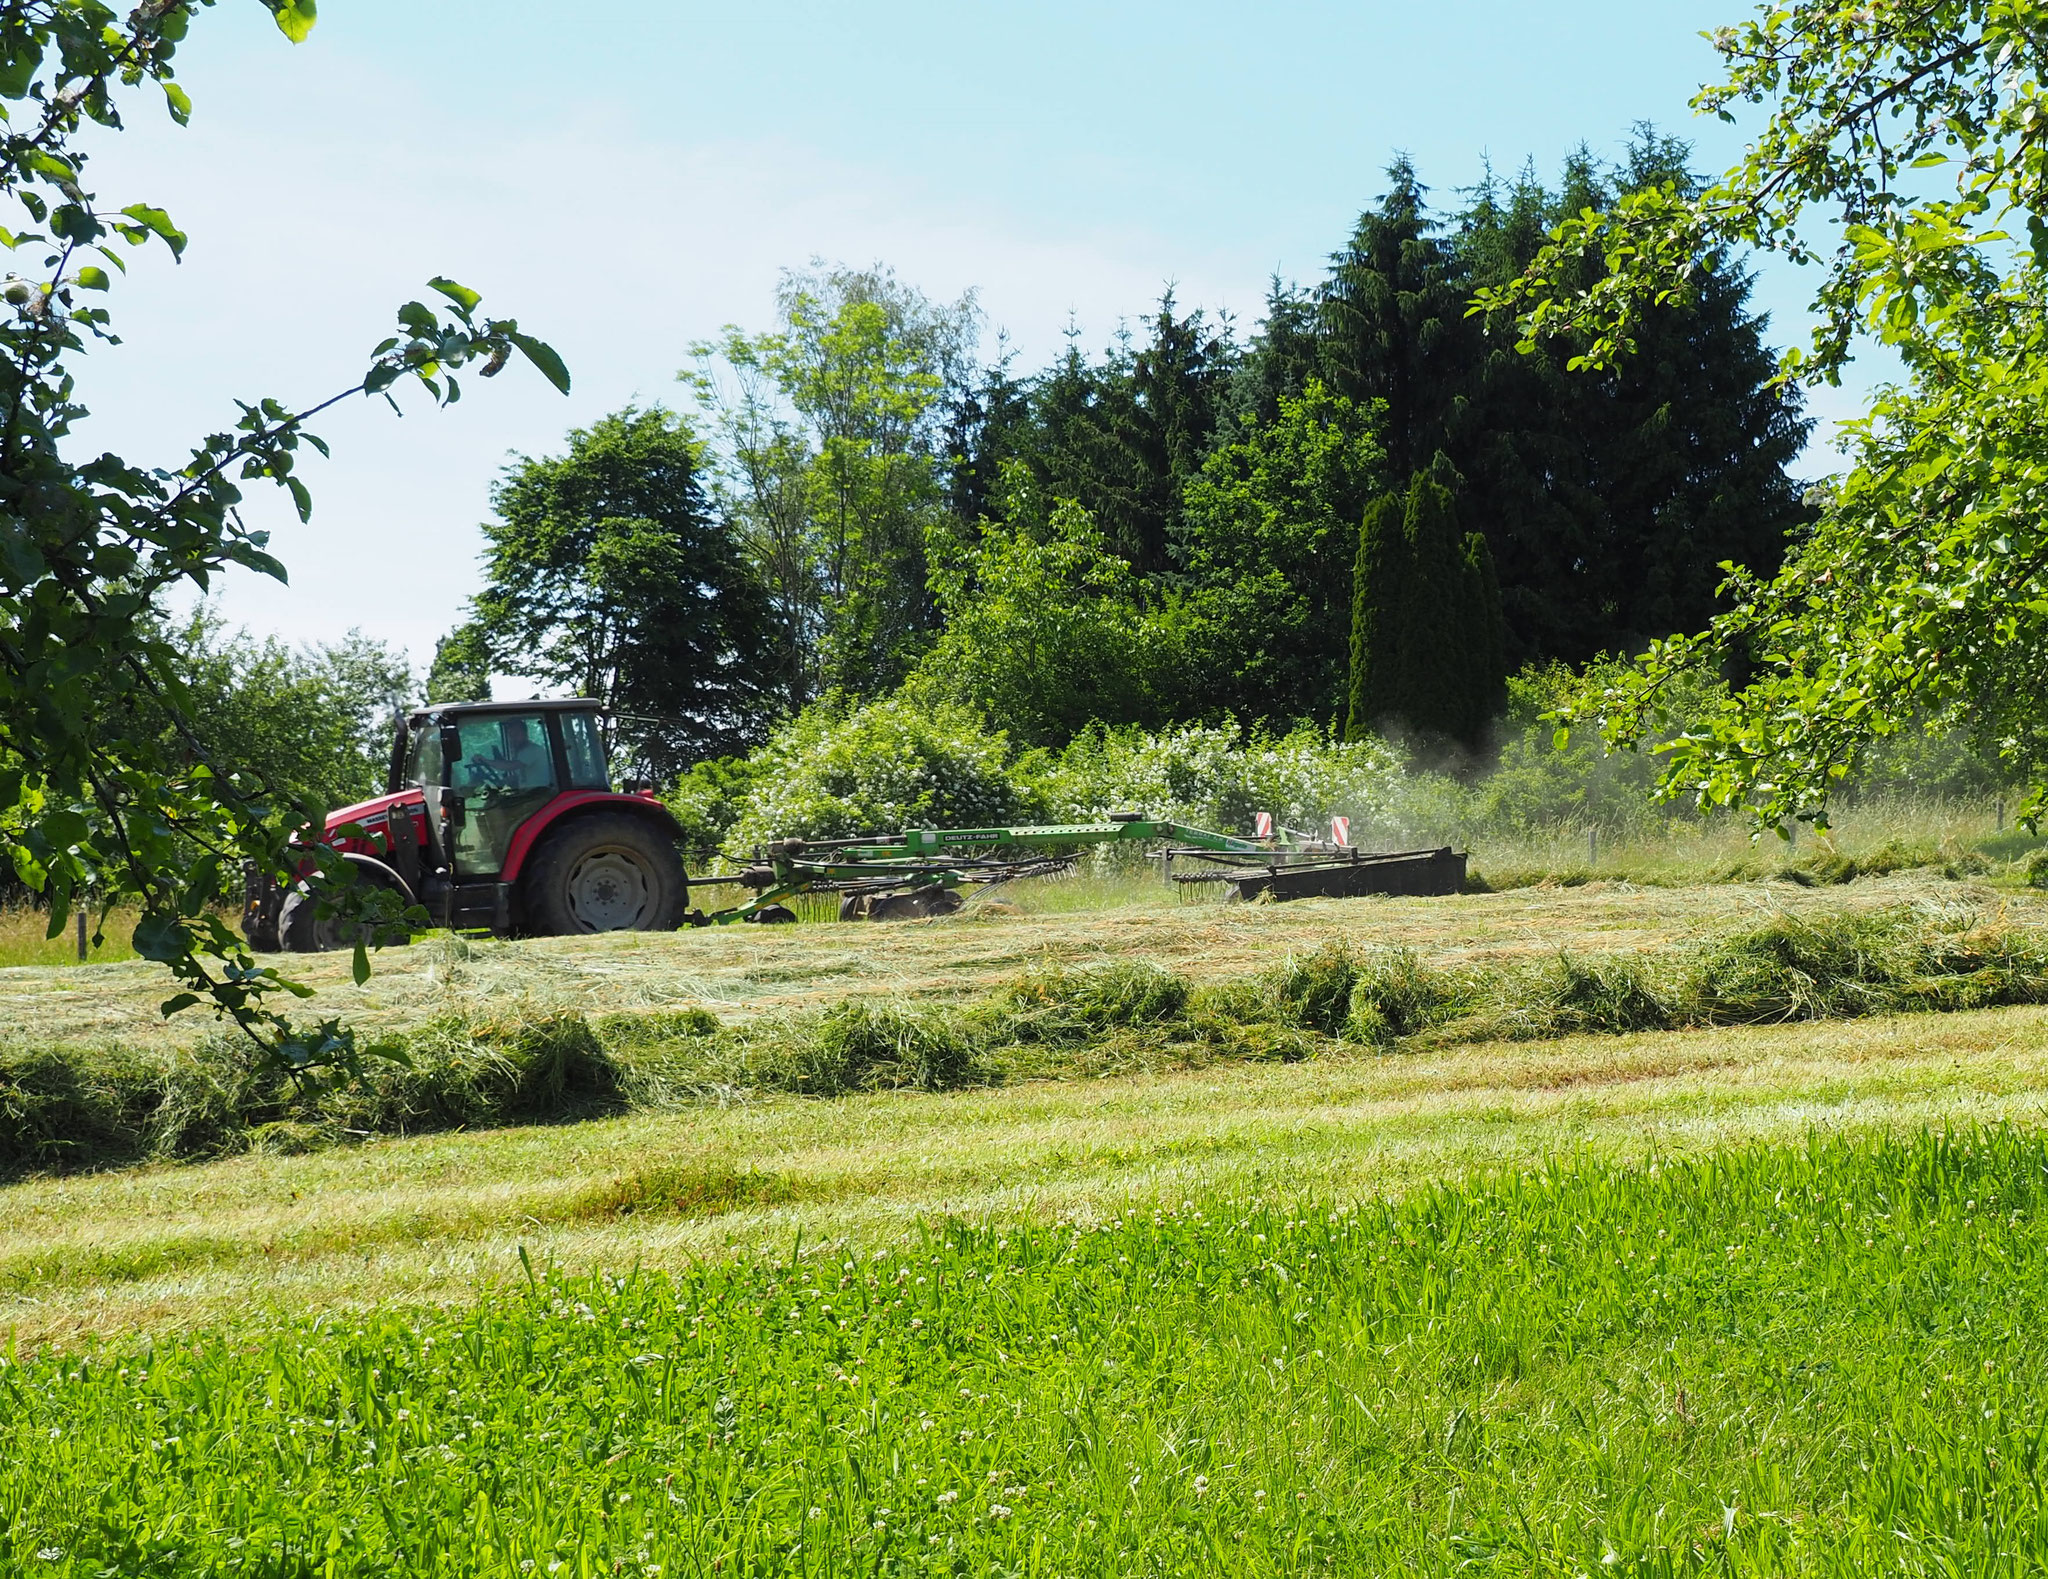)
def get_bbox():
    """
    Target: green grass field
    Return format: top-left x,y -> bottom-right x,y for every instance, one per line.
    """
7,855 -> 2048,1572
6,1128 -> 2048,1574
